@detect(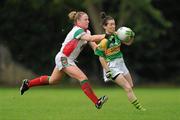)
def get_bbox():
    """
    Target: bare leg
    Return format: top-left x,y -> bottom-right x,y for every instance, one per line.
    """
62,65 -> 88,82
49,67 -> 65,85
114,74 -> 146,111
124,73 -> 134,87
114,74 -> 137,102
62,65 -> 108,109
